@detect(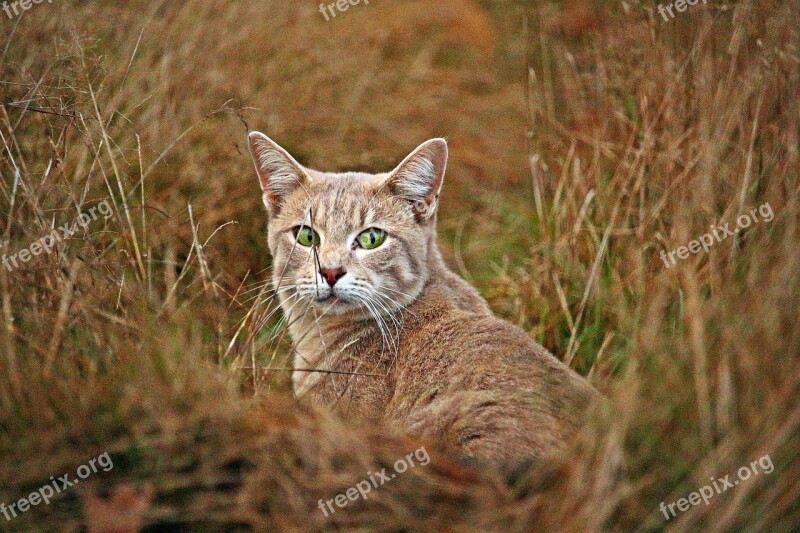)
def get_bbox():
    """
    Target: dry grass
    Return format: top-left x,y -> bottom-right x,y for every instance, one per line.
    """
0,0 -> 798,531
